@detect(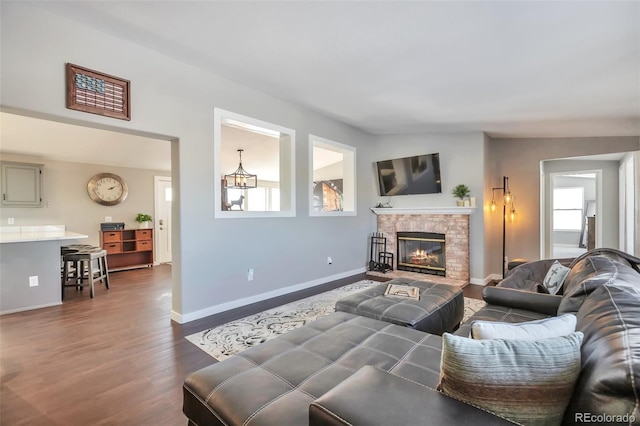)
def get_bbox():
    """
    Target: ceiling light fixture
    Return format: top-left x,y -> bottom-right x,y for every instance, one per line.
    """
224,149 -> 257,189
